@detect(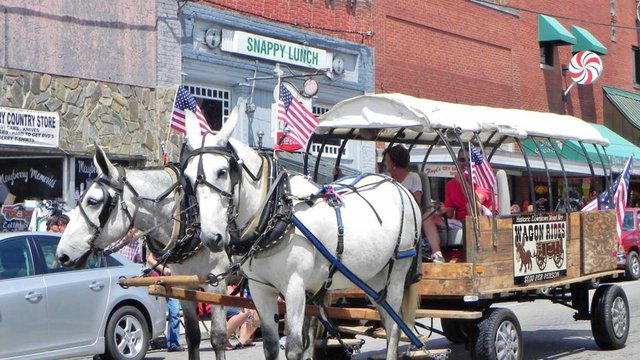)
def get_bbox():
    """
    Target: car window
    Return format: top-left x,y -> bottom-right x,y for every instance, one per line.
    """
37,236 -> 105,273
622,212 -> 634,231
0,237 -> 34,280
